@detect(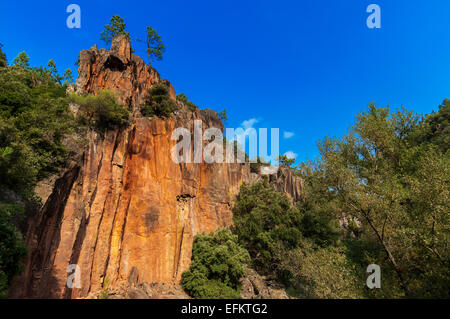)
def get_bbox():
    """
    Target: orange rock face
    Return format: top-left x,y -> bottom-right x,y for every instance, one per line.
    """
10,35 -> 303,298
76,34 -> 176,109
11,113 -> 250,298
